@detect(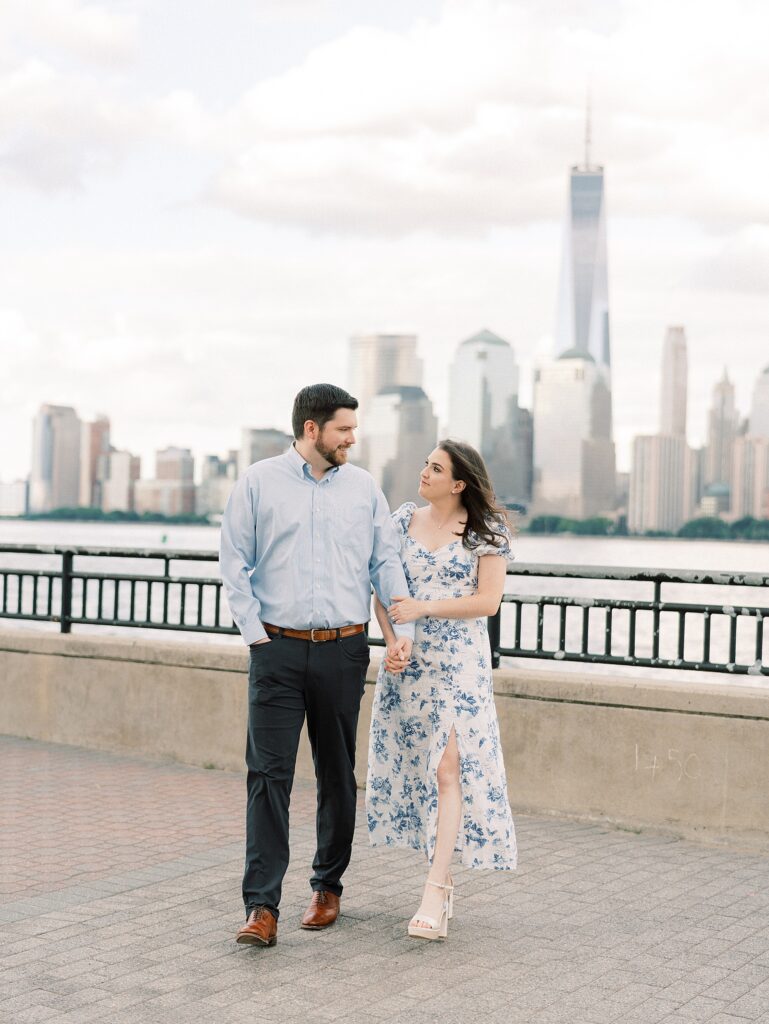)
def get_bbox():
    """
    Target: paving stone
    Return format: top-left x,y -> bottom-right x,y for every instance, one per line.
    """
705,1017 -> 766,1024
725,992 -> 769,1019
673,995 -> 730,1019
2,735 -> 769,1024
